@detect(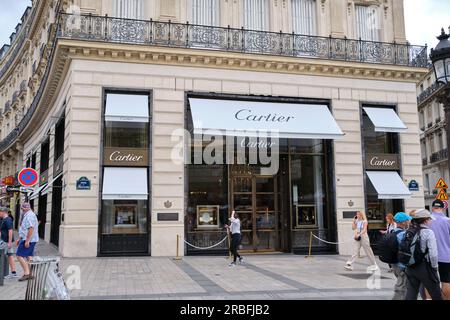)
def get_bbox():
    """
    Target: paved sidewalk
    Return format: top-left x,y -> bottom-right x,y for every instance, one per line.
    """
1,244 -> 397,300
